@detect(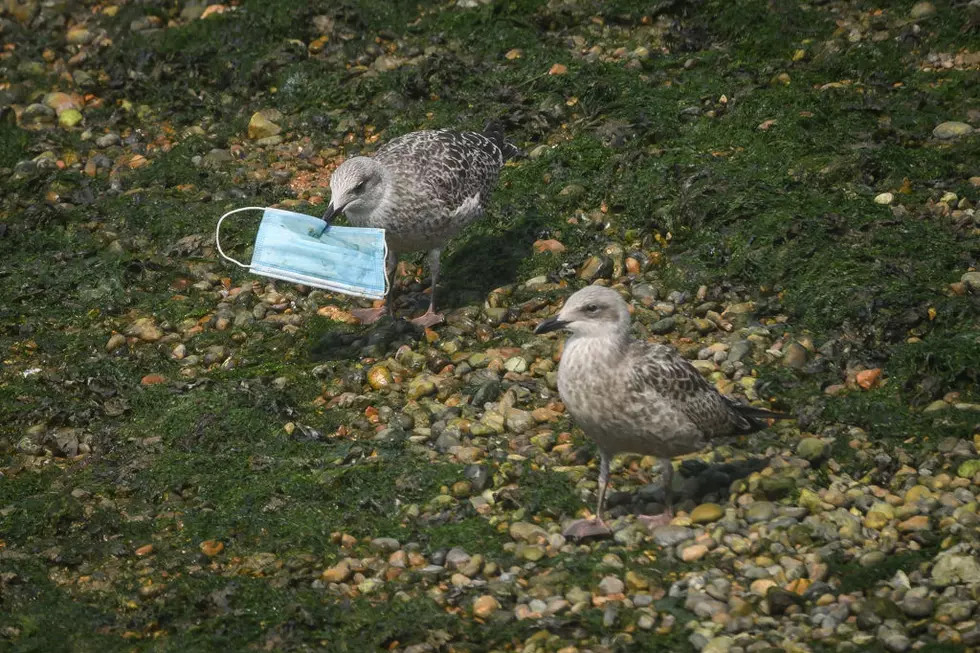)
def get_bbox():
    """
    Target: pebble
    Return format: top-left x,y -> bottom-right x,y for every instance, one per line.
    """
105,333 -> 126,352
510,521 -> 549,544
473,595 -> 500,618
932,554 -> 980,586
933,122 -> 974,140
909,1 -> 936,18
796,437 -> 827,462
745,501 -> 776,523
125,318 -> 163,342
248,110 -> 282,140
690,503 -> 724,523
322,560 -> 351,583
651,525 -> 694,547
598,575 -> 624,596
681,544 -> 709,562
